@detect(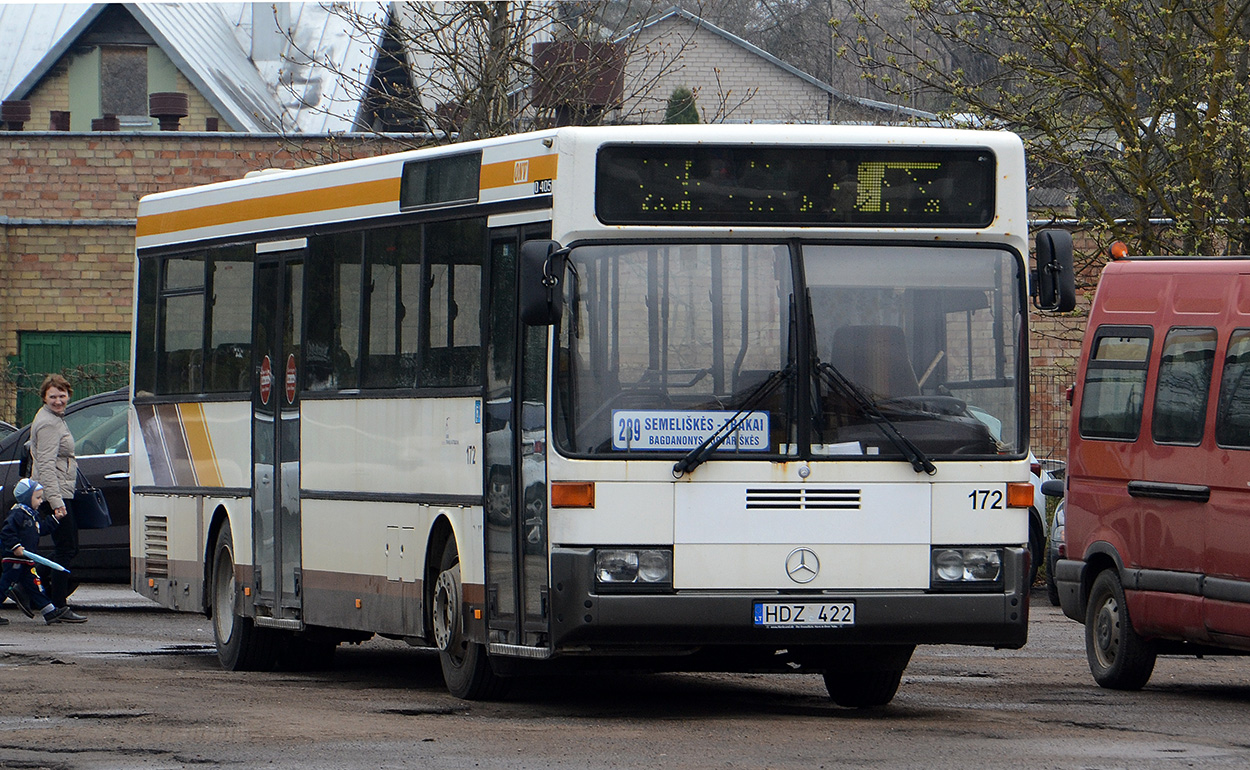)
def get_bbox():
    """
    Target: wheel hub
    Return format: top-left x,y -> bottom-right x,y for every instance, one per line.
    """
432,566 -> 462,653
1094,599 -> 1118,664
